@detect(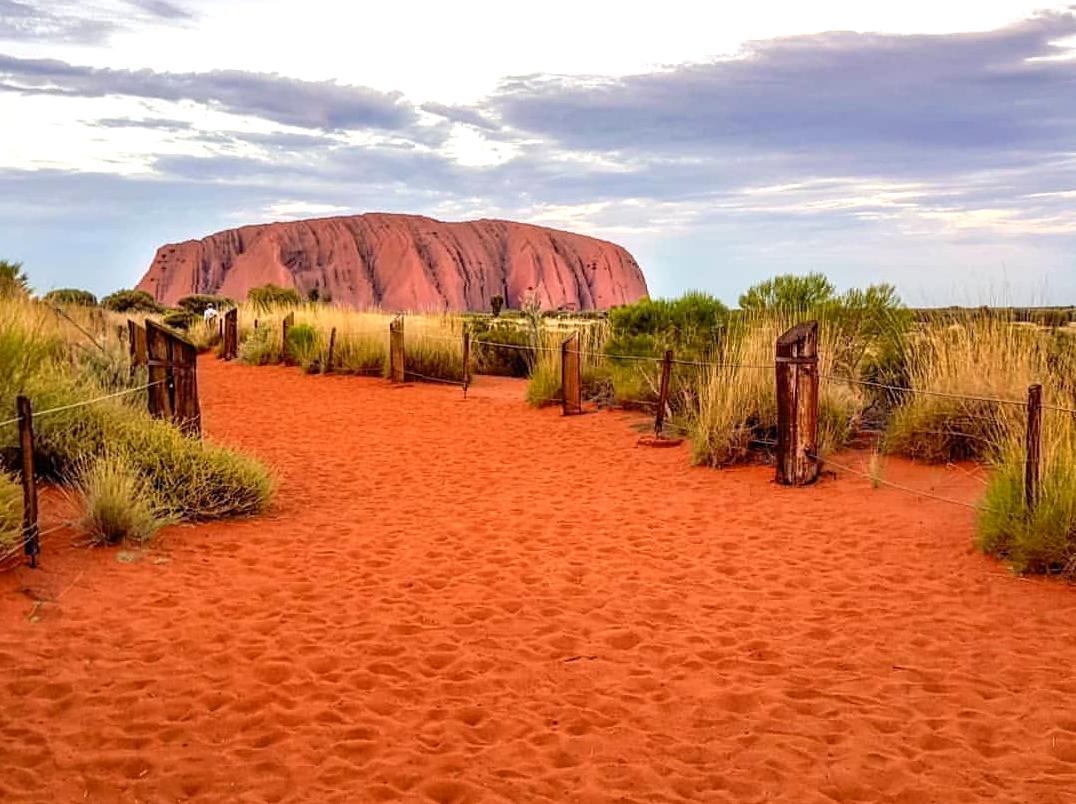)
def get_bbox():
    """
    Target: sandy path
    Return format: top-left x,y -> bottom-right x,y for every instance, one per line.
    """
2,358 -> 1075,803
